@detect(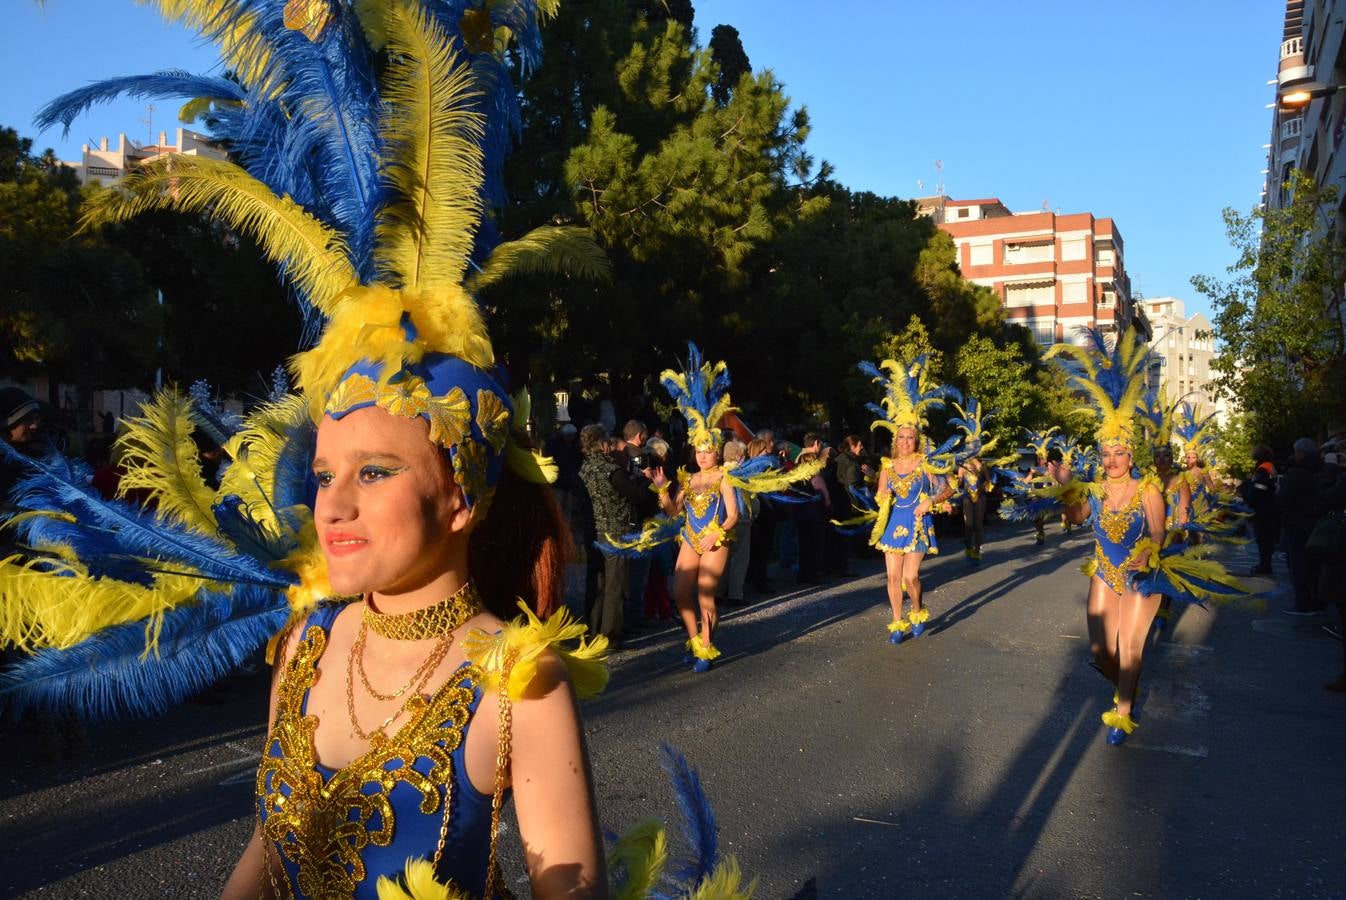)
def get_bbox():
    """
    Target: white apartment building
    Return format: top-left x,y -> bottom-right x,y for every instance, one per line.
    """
1140,297 -> 1231,425
63,128 -> 226,187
